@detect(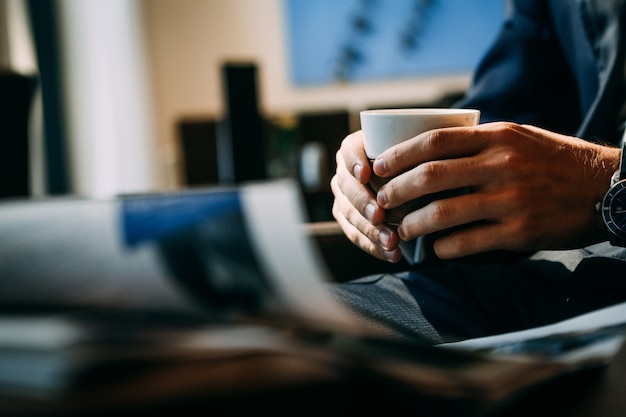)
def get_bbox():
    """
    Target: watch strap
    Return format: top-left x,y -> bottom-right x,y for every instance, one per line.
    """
618,130 -> 626,181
